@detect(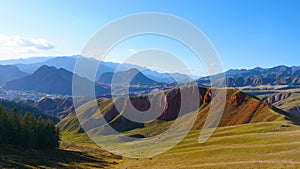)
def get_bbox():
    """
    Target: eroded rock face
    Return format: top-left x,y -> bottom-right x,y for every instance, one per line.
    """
129,97 -> 151,112
100,87 -> 205,133
111,87 -> 207,122
157,87 -> 210,121
231,91 -> 248,106
200,89 -> 212,105
78,86 -> 206,134
263,93 -> 292,104
158,89 -> 181,121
